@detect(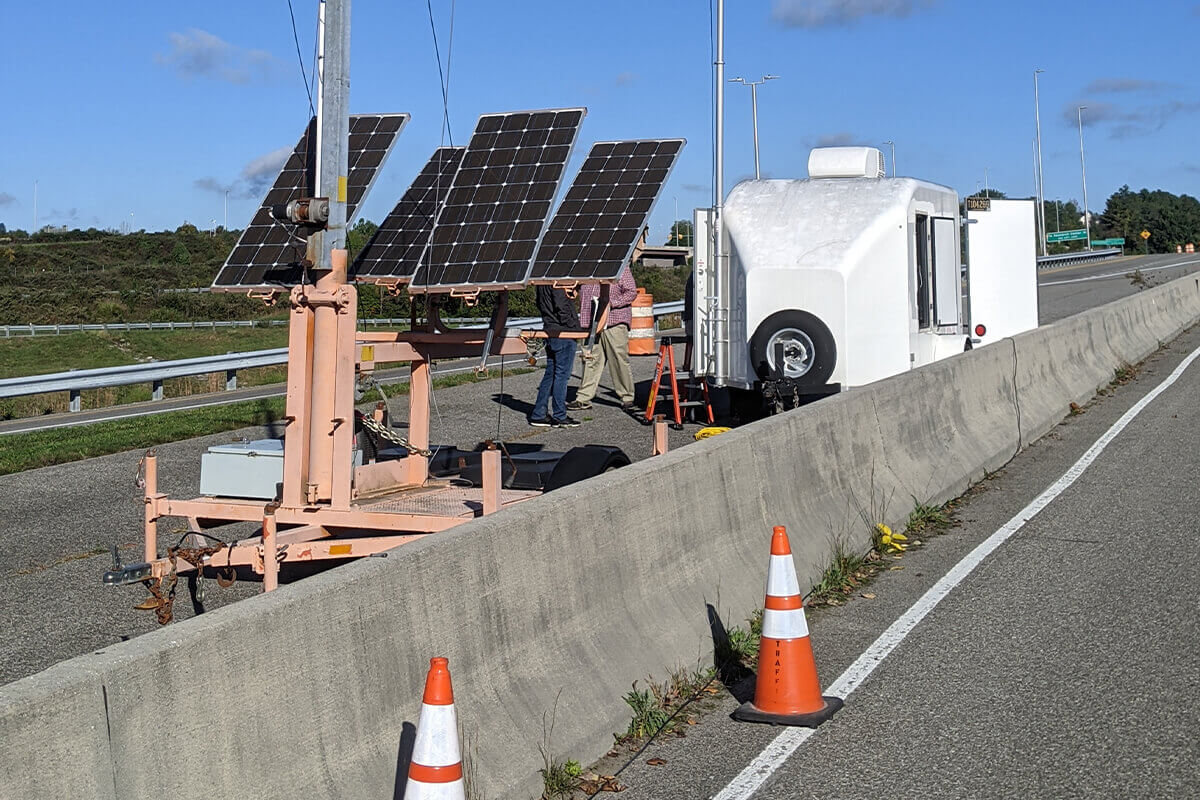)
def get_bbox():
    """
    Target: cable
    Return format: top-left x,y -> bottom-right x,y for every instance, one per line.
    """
287,0 -> 316,118
426,0 -> 455,146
